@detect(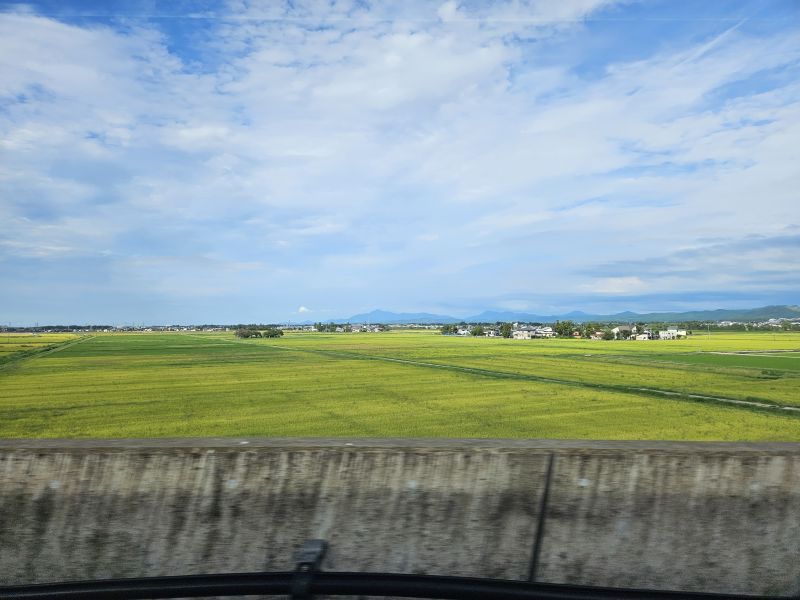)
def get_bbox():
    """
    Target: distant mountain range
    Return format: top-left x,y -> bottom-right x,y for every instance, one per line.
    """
345,309 -> 456,324
319,305 -> 800,325
465,305 -> 800,324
